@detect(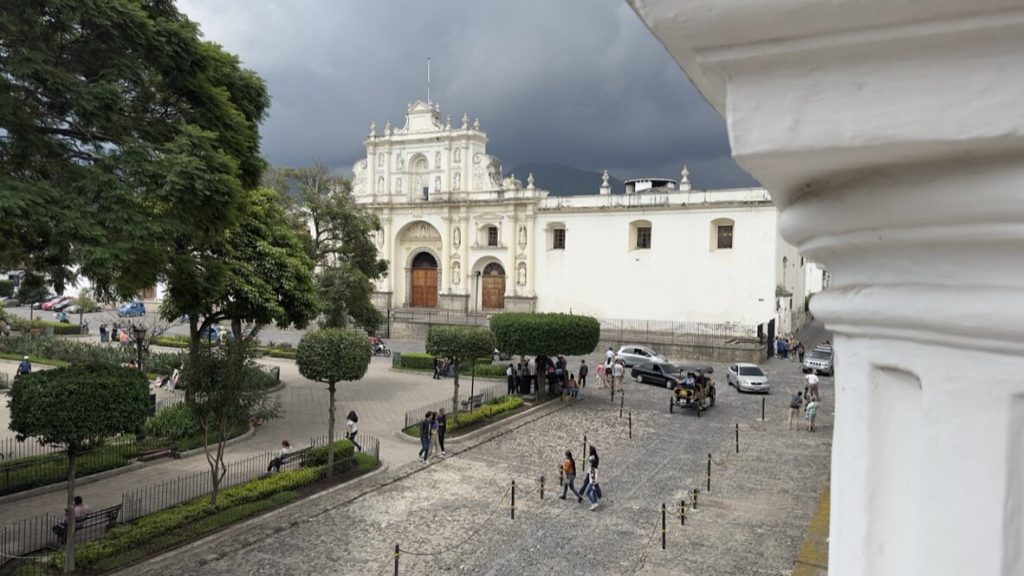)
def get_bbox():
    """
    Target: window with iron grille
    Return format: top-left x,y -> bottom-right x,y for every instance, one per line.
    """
636,226 -> 652,249
553,228 -> 566,250
717,225 -> 733,249
487,226 -> 499,247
